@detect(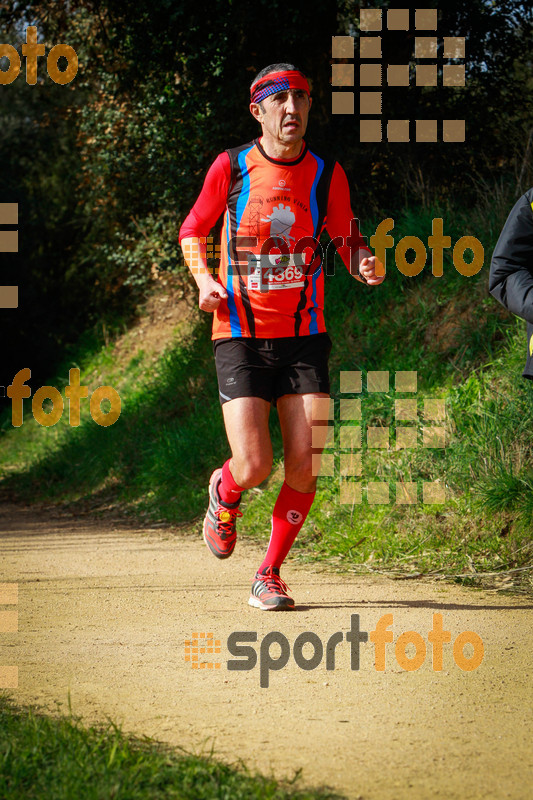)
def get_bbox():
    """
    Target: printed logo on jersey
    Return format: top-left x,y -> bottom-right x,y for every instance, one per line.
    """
263,203 -> 295,243
271,179 -> 291,191
248,202 -> 309,292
